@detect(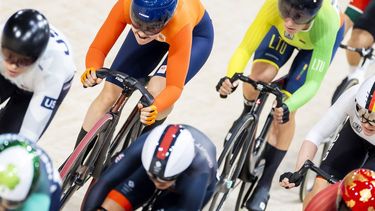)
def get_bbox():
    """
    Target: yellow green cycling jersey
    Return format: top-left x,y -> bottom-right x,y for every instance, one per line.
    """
227,0 -> 342,111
